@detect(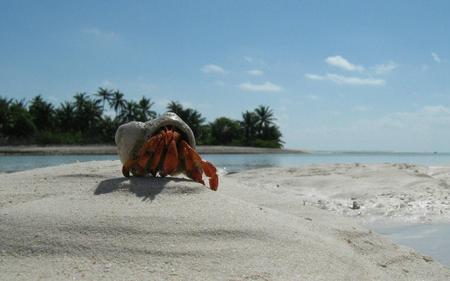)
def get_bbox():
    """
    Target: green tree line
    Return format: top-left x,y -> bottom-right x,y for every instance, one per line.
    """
0,88 -> 283,148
